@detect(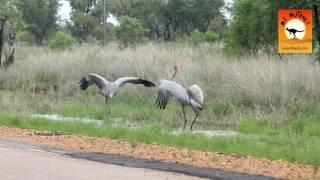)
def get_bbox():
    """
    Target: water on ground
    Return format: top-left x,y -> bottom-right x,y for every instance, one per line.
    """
31,114 -> 239,138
